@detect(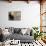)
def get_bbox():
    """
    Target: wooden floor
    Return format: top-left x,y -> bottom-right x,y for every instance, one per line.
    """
21,40 -> 46,46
